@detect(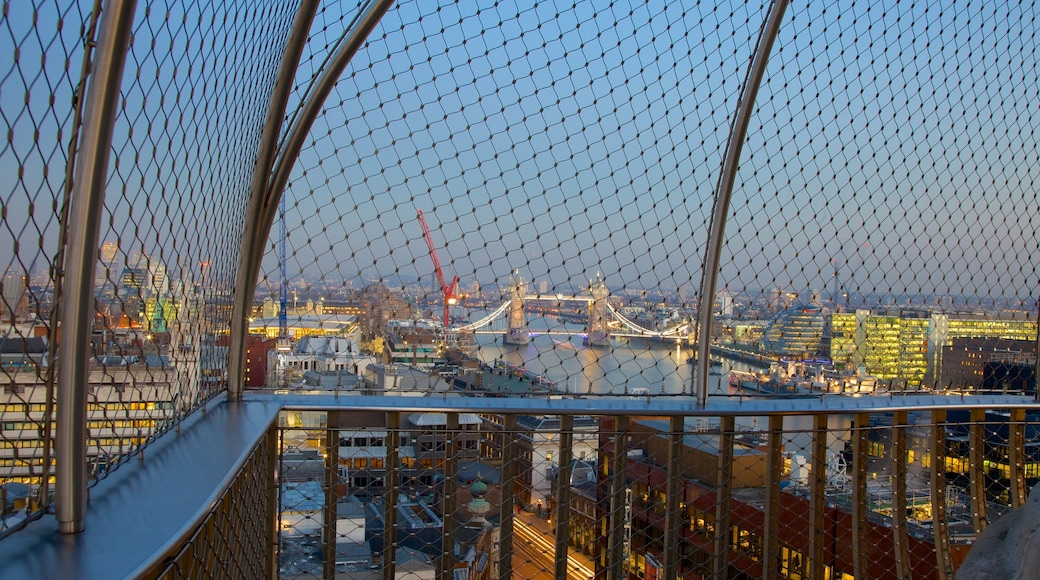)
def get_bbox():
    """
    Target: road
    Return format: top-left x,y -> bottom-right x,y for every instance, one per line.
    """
511,517 -> 596,579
